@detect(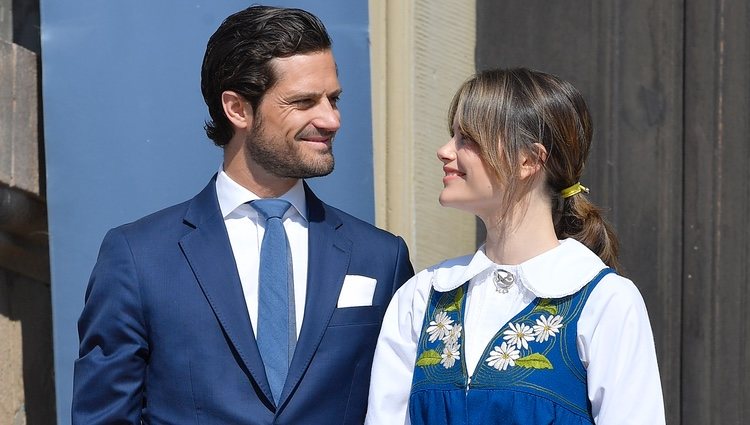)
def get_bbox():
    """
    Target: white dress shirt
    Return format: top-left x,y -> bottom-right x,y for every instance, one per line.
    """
216,170 -> 308,337
366,238 -> 666,425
